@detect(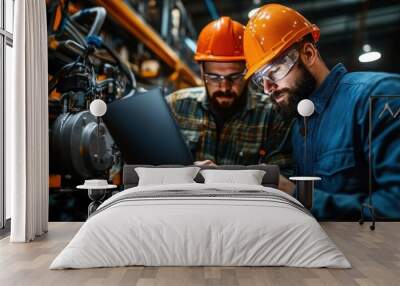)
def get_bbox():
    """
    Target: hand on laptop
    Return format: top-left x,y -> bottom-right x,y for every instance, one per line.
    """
194,160 -> 217,167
